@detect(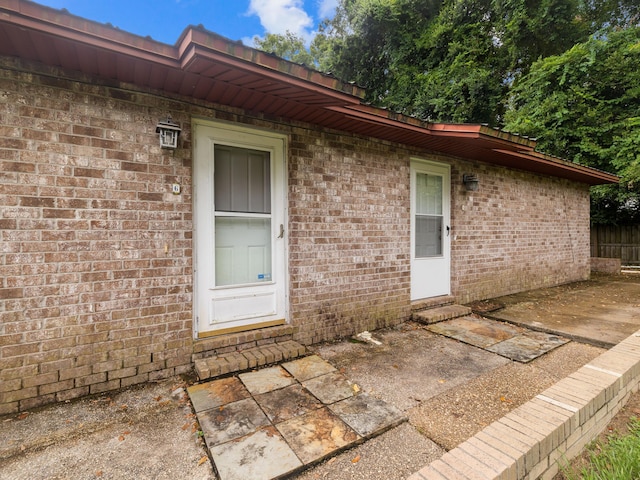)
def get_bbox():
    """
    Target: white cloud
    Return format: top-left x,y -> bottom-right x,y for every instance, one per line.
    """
248,0 -> 314,39
317,0 -> 338,19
